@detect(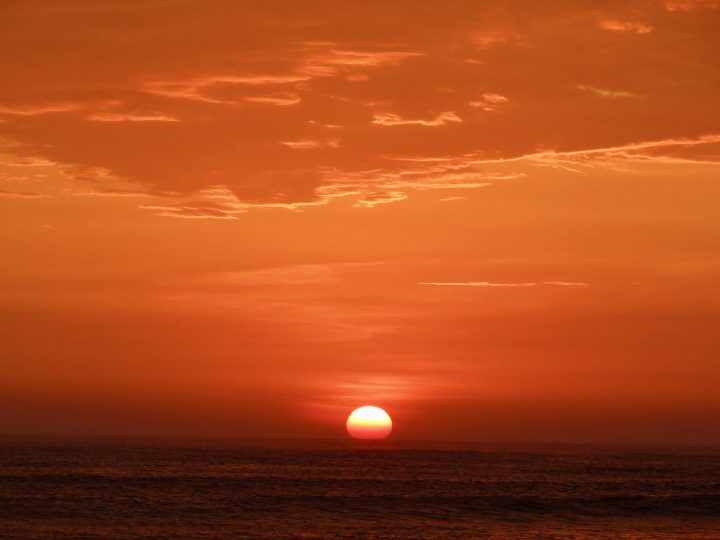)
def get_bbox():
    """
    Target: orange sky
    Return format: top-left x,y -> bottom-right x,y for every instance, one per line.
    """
1,0 -> 719,443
